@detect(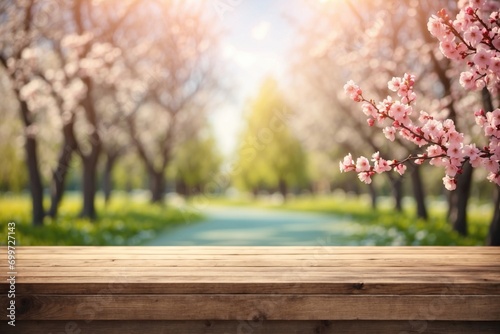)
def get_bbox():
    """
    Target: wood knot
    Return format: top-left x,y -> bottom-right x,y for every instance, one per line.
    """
315,320 -> 331,333
353,282 -> 365,290
252,311 -> 267,322
204,320 -> 212,327
18,296 -> 35,315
